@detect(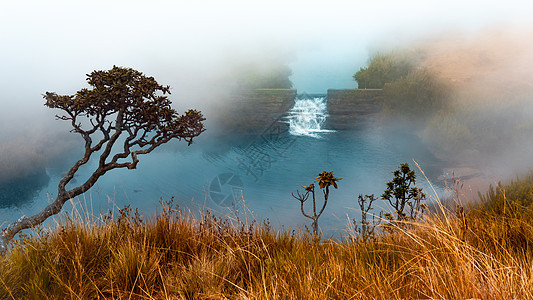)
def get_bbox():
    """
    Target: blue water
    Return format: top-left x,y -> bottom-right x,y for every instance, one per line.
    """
0,97 -> 445,235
